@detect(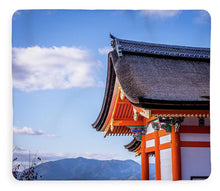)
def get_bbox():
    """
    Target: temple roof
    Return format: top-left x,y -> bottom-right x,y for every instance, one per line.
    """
124,138 -> 141,153
111,35 -> 210,109
92,35 -> 210,131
